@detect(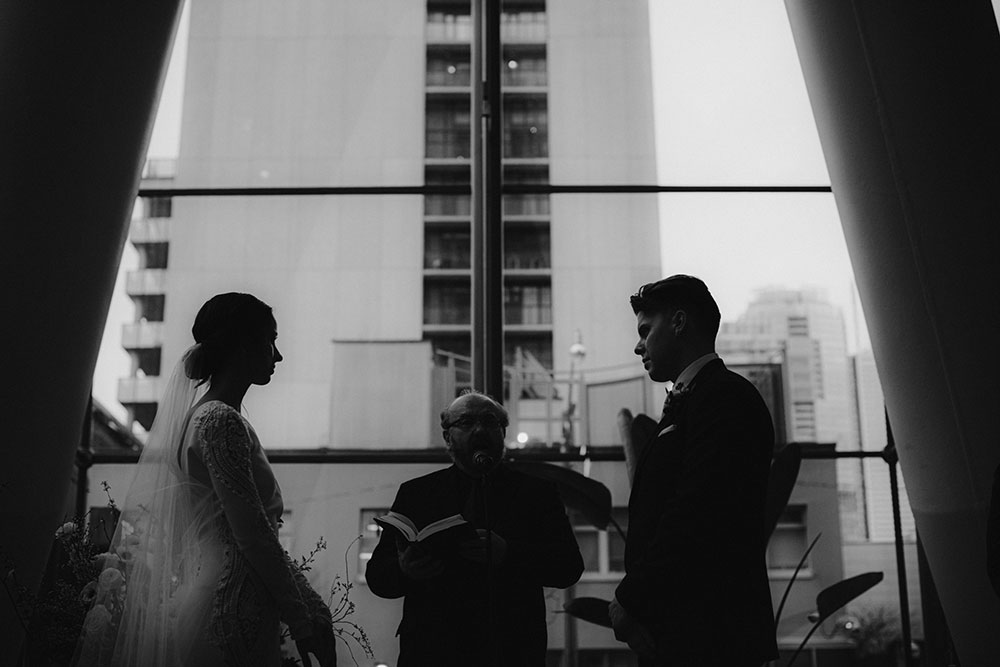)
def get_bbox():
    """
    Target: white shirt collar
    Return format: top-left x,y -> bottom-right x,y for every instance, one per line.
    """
672,352 -> 719,391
